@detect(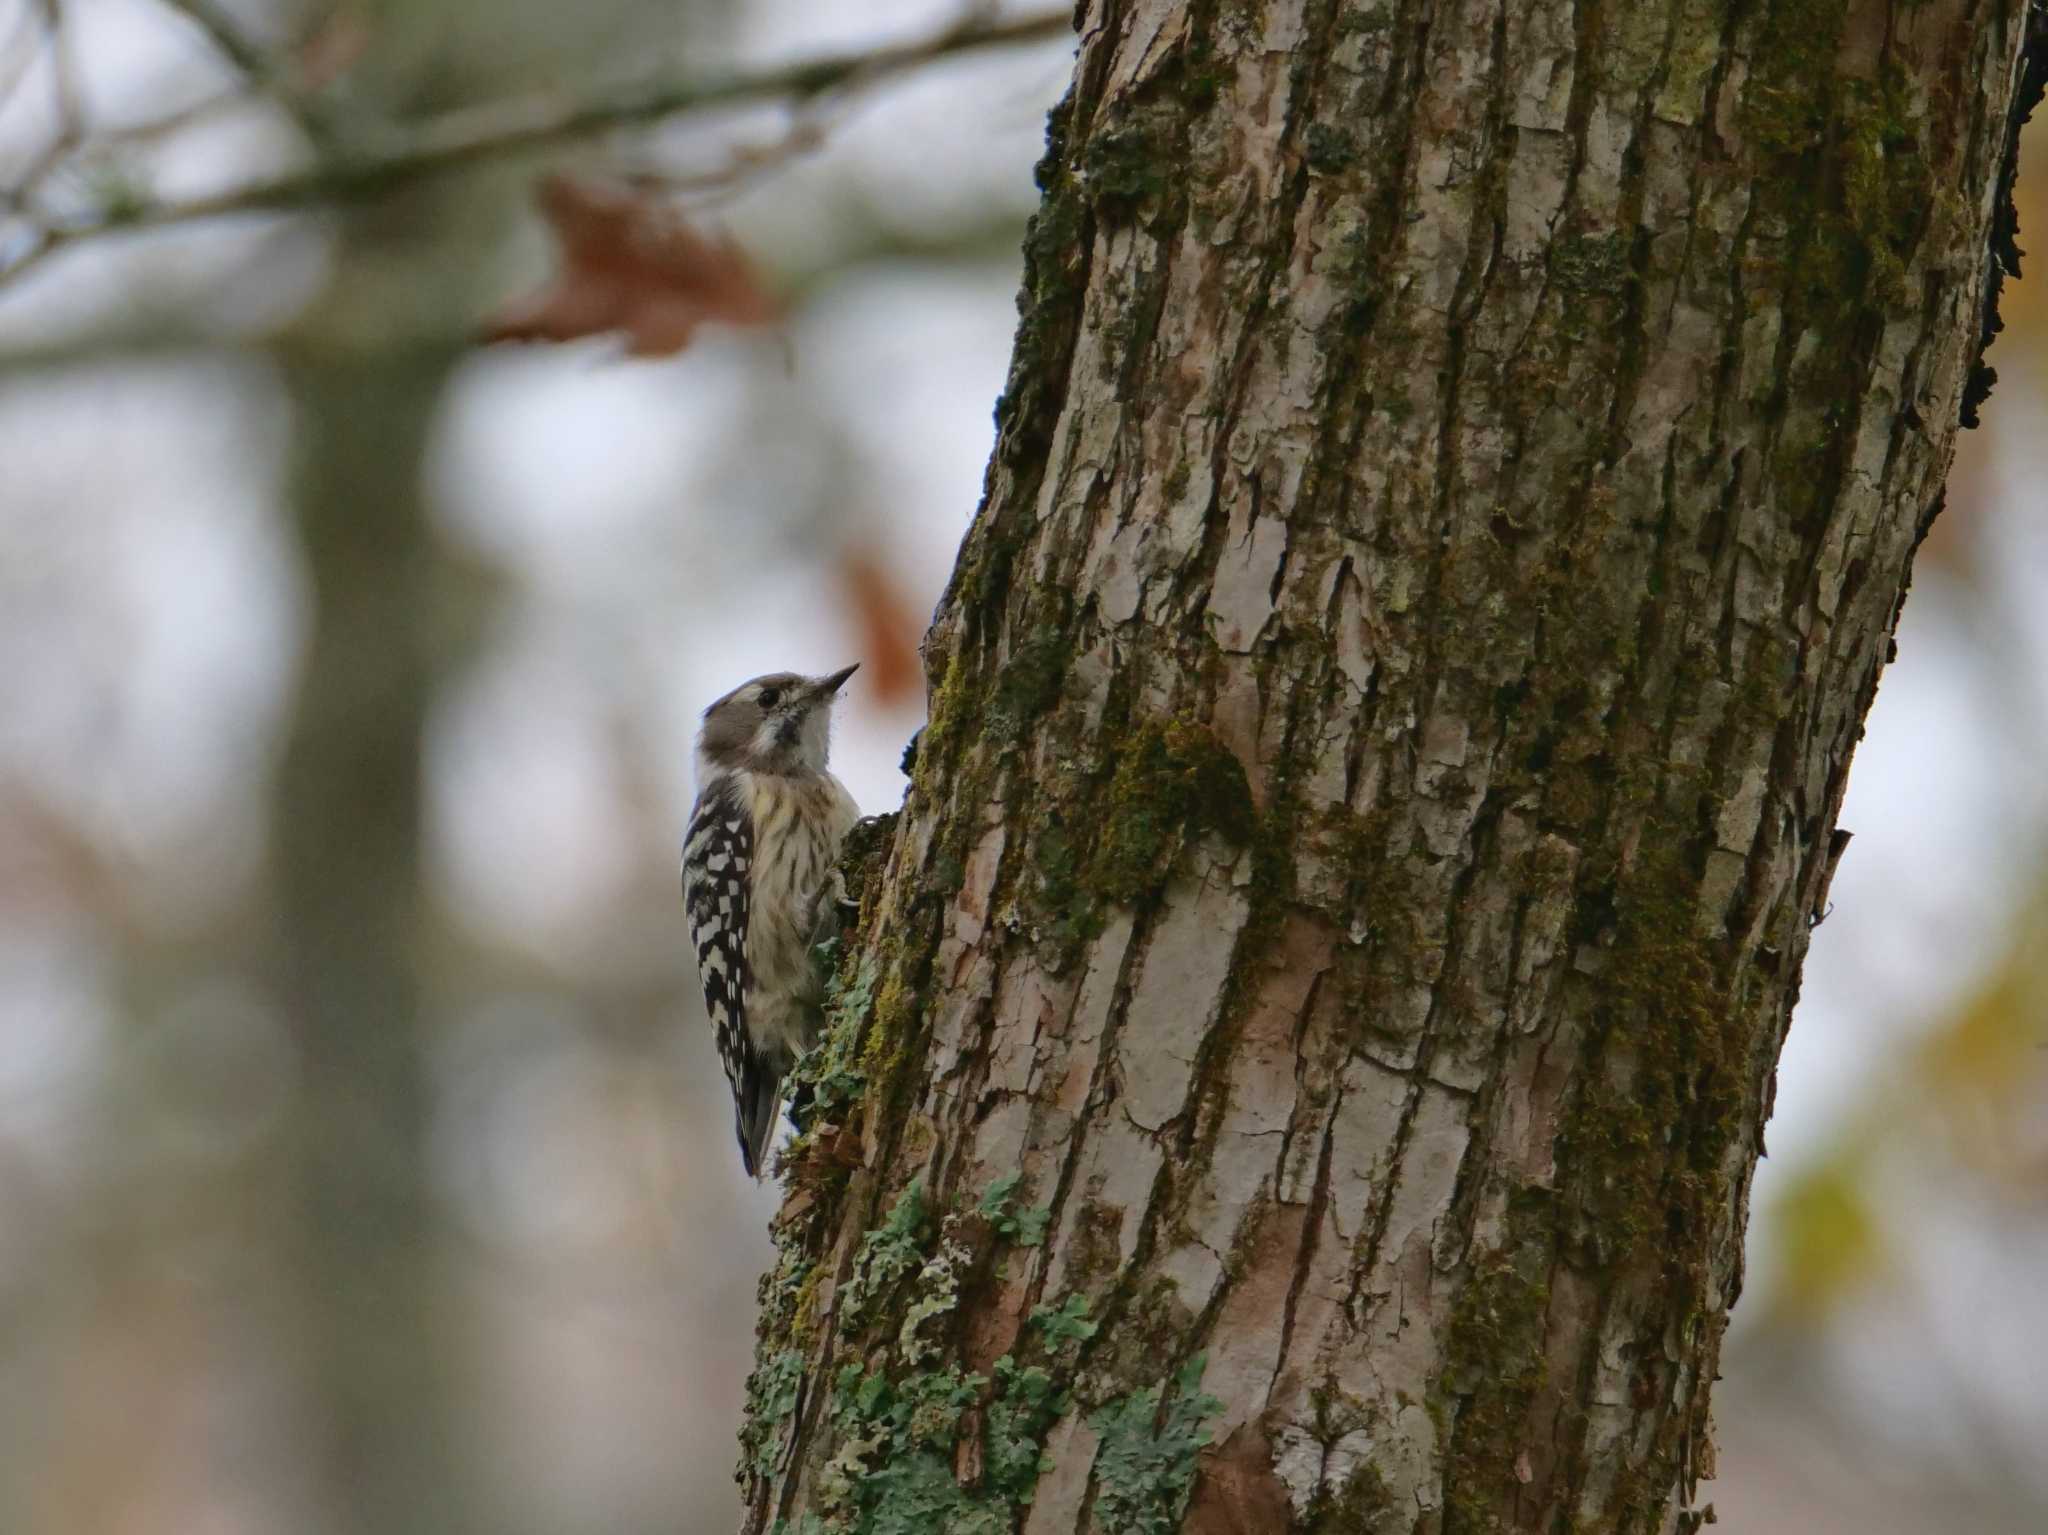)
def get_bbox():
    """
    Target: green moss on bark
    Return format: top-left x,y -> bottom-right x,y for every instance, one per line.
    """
1558,852 -> 1744,1271
1439,1199 -> 1554,1534
1739,0 -> 1850,157
994,92 -> 1091,474
1081,103 -> 1183,215
1299,1460 -> 1399,1534
1086,717 -> 1255,904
